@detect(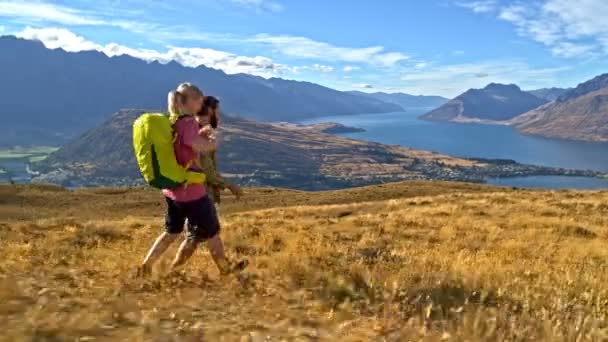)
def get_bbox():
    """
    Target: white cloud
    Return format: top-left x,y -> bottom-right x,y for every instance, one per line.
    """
16,27 -> 292,77
310,64 -> 334,72
353,83 -> 373,89
250,34 -> 410,67
0,0 -> 156,33
0,1 -> 407,70
16,26 -> 103,51
498,4 -> 563,46
550,42 -> 596,58
292,64 -> 335,74
399,60 -> 569,97
414,62 -> 428,69
544,0 -> 608,38
343,65 -> 360,72
456,0 -> 497,13
229,0 -> 284,13
498,5 -> 527,23
464,0 -> 608,58
0,25 -> 4,33
0,1 -> 103,25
